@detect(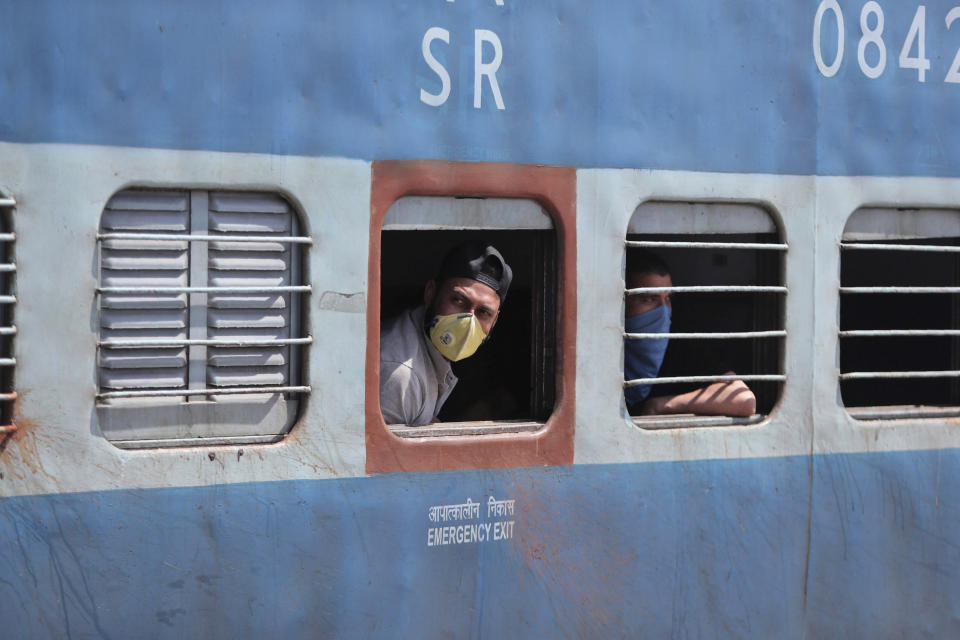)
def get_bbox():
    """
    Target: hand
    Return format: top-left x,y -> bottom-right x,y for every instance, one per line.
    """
639,372 -> 756,417
638,395 -> 670,416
